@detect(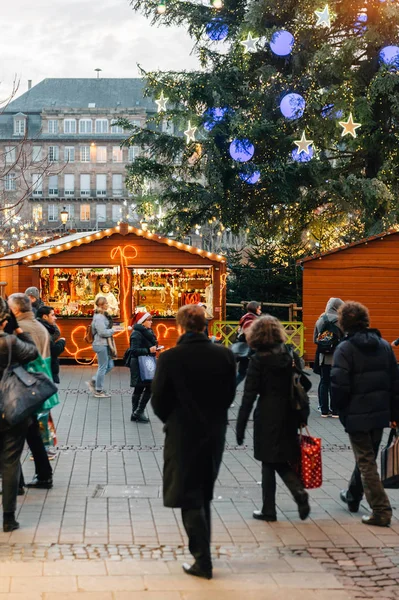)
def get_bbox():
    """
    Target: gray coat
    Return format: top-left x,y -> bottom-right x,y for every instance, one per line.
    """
92,312 -> 114,346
